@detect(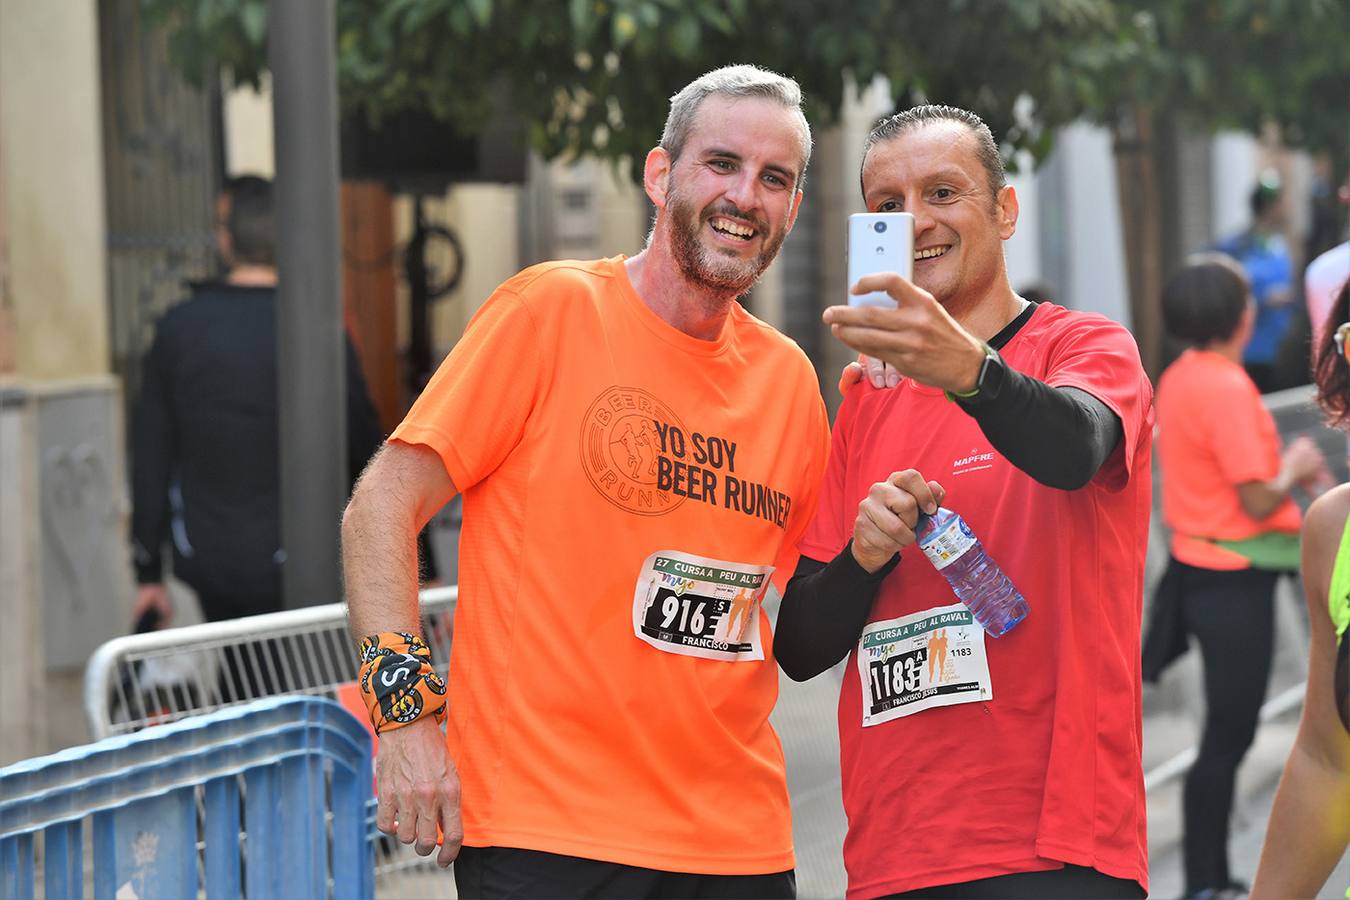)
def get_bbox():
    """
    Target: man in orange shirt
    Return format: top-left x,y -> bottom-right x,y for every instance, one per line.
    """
342,65 -> 829,898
